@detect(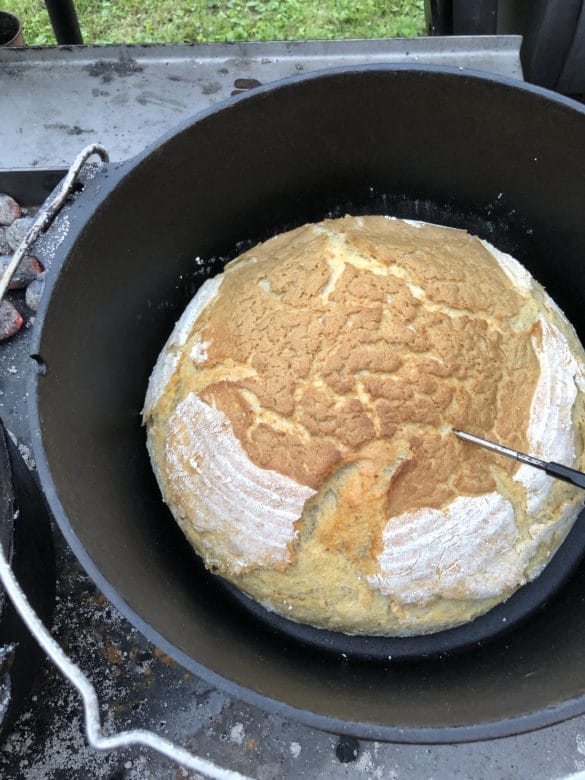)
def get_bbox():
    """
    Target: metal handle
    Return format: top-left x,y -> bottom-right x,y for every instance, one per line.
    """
0,144 -> 110,304
0,540 -> 249,779
546,462 -> 585,490
0,146 -> 252,779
